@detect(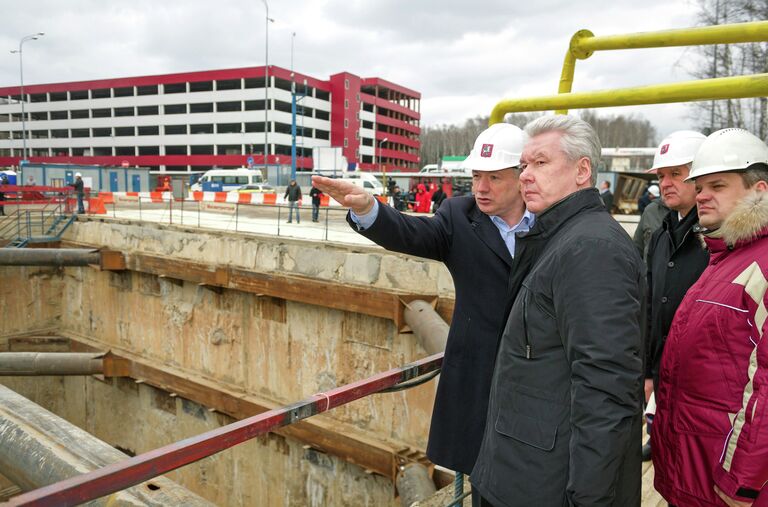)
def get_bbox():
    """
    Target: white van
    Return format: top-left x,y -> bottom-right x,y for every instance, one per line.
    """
319,172 -> 384,195
191,168 -> 266,192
